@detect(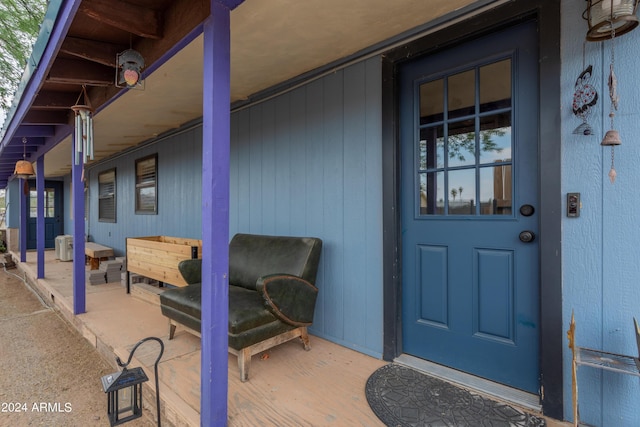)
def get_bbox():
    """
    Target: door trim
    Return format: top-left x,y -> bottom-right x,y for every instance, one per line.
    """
381,0 -> 562,419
